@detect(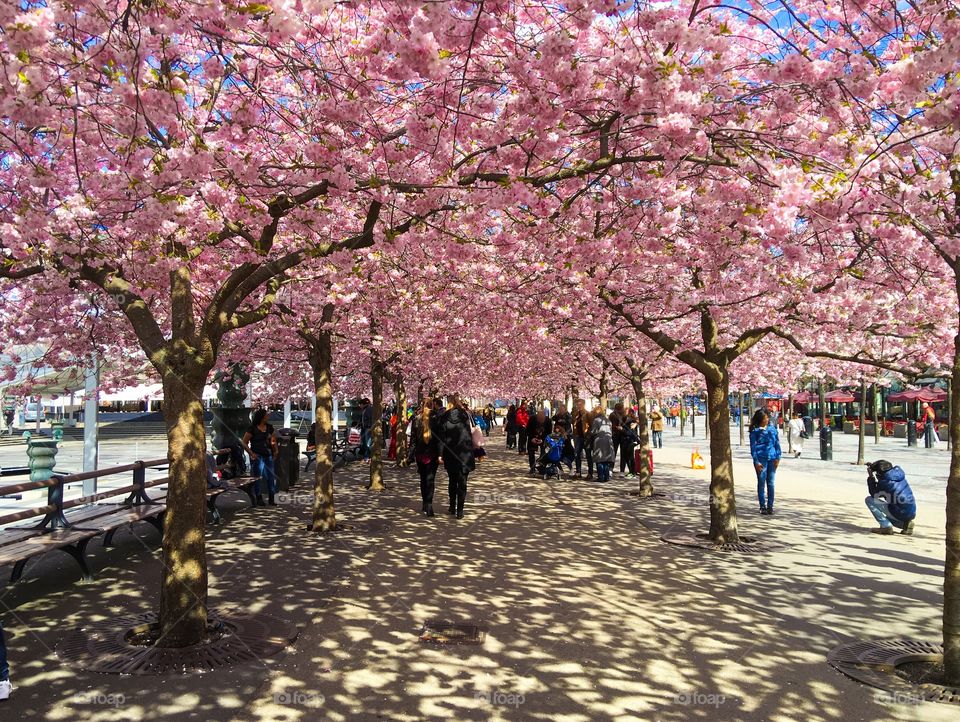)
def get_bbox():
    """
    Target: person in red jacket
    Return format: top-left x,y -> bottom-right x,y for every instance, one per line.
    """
516,402 -> 530,455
